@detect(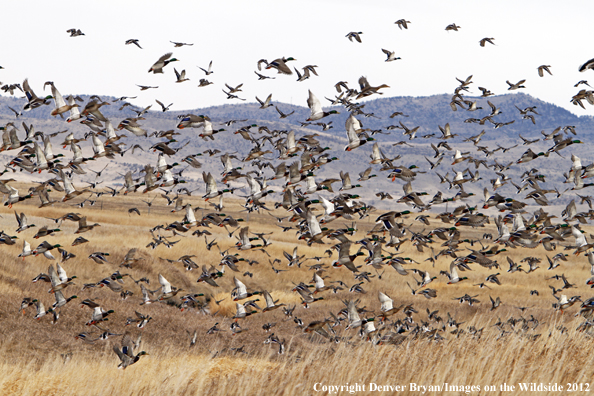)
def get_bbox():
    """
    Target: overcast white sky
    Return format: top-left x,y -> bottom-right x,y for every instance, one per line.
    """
2,0 -> 594,115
